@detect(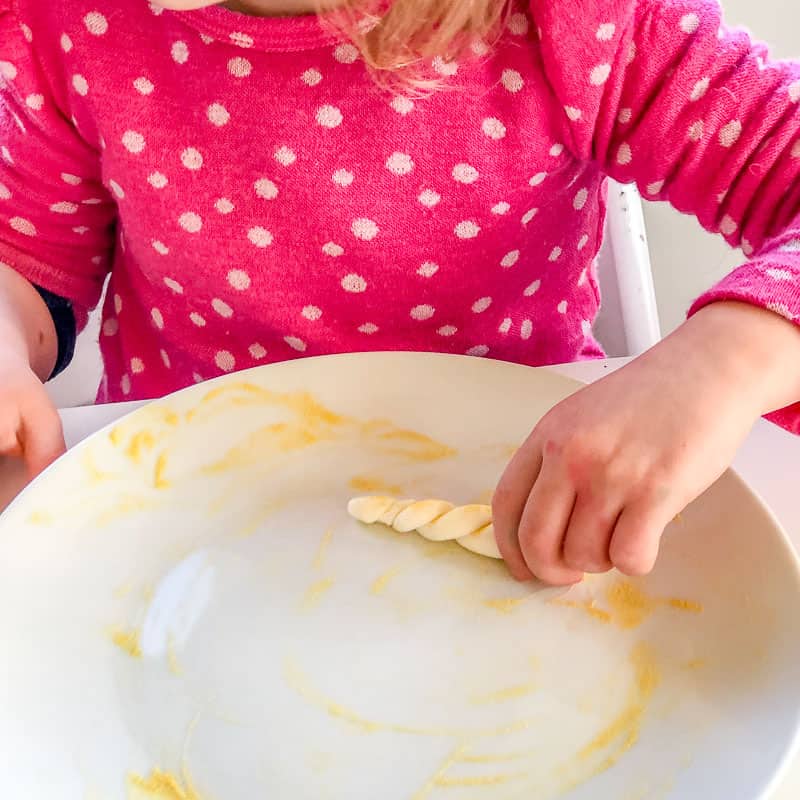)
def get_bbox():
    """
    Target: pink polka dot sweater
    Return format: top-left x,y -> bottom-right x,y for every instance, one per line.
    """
1,0 -> 800,430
